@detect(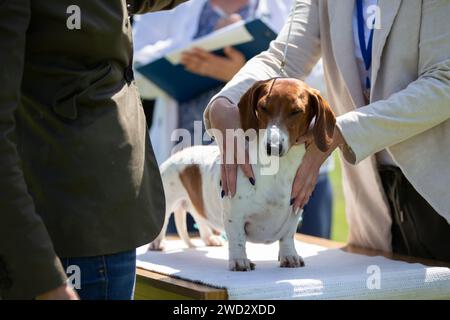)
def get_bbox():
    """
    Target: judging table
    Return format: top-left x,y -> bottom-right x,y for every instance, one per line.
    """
134,234 -> 450,300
